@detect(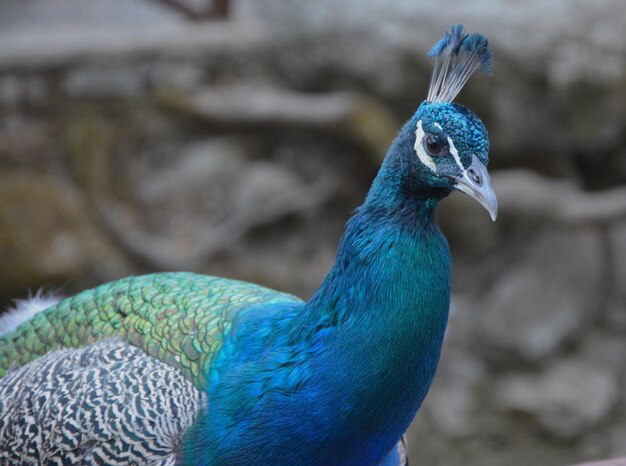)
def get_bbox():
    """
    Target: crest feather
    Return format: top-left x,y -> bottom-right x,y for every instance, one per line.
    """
427,25 -> 492,103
